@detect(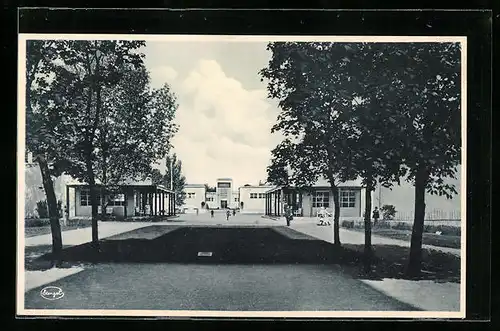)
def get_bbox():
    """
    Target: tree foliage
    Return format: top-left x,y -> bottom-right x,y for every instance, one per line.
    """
26,39 -> 179,249
261,41 -> 461,275
151,154 -> 186,206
